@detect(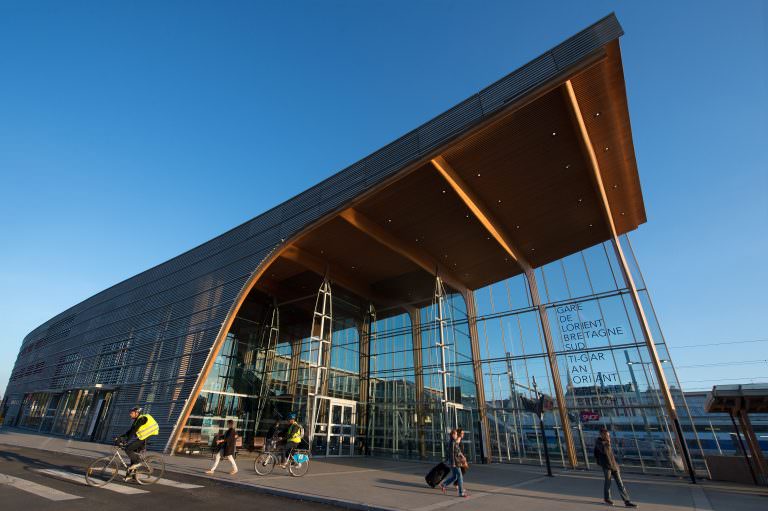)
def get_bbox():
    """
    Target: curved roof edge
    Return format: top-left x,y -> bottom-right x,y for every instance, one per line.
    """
20,13 -> 624,346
